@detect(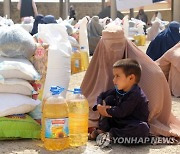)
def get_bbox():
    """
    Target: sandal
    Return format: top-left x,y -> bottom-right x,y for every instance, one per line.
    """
88,129 -> 99,140
96,132 -> 112,148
